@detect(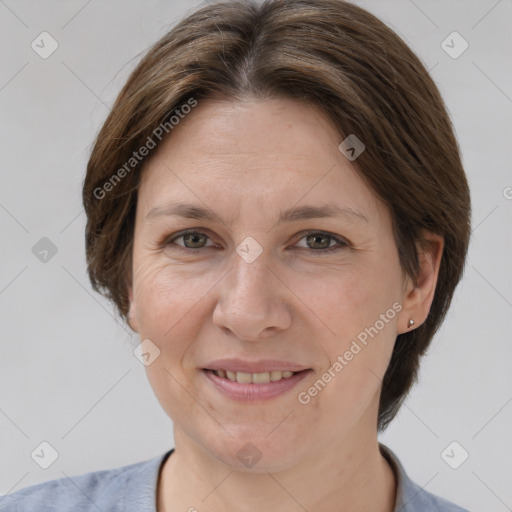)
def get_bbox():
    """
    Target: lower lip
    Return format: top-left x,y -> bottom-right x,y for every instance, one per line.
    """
202,369 -> 312,401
